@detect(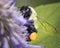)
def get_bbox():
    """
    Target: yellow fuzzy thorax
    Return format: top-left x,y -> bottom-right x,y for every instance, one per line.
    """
28,6 -> 37,21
